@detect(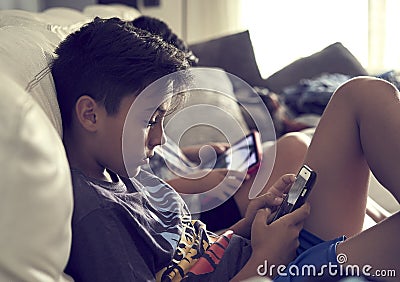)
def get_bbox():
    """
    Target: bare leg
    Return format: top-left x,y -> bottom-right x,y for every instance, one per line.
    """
336,212 -> 400,281
234,132 -> 310,216
301,77 -> 400,277
303,77 -> 400,238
